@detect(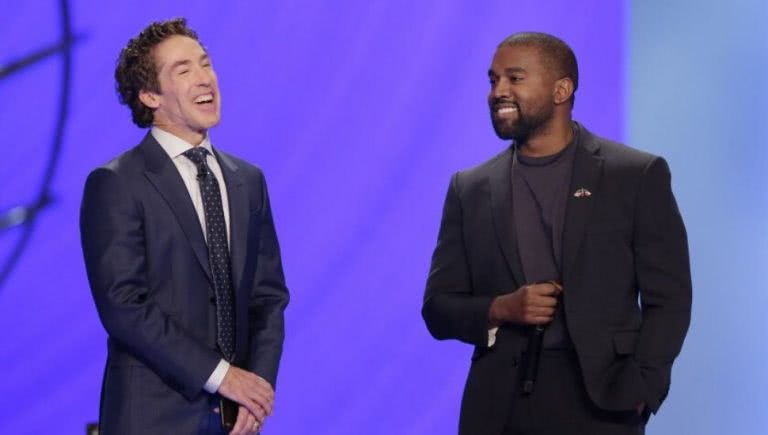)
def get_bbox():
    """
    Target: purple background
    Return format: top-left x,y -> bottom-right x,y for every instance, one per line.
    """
7,1 -> 764,434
